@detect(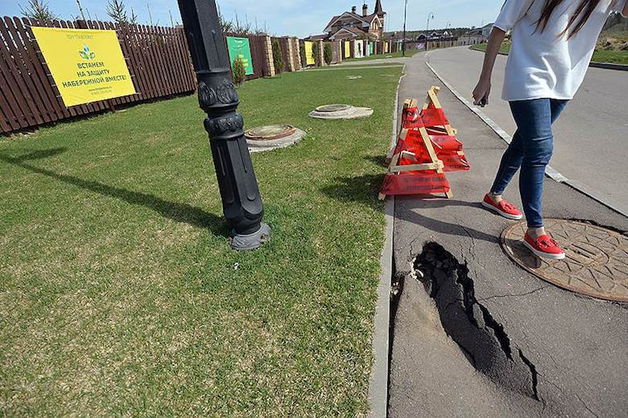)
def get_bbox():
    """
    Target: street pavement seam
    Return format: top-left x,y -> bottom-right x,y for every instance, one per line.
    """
367,65 -> 405,418
424,60 -> 628,219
